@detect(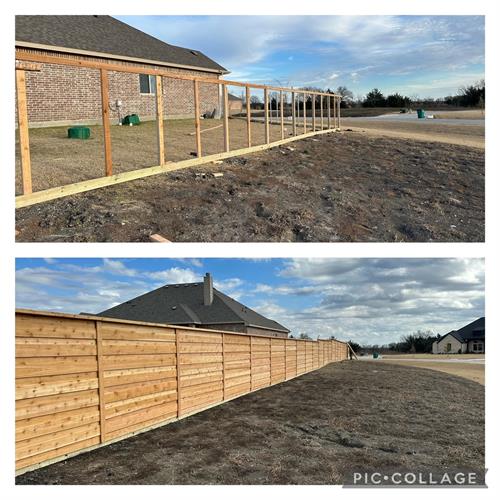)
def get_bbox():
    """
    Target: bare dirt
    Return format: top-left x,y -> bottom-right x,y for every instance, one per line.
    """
15,130 -> 484,242
16,361 -> 485,485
